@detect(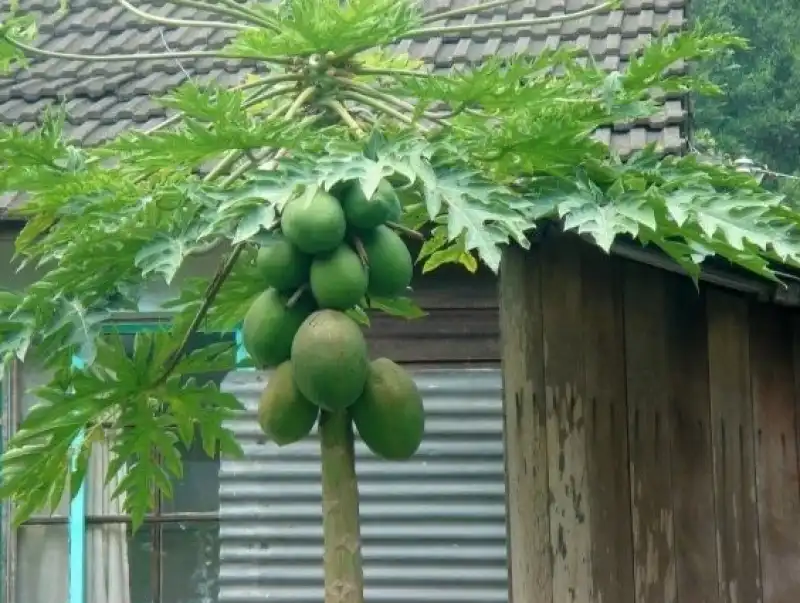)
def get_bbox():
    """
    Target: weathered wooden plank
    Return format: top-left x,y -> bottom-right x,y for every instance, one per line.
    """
752,305 -> 800,603
706,288 -> 762,603
539,238 -> 592,603
367,307 -> 499,363
623,262 -> 677,603
665,277 -> 719,603
499,244 -> 552,603
580,246 -> 635,603
365,262 -> 500,363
